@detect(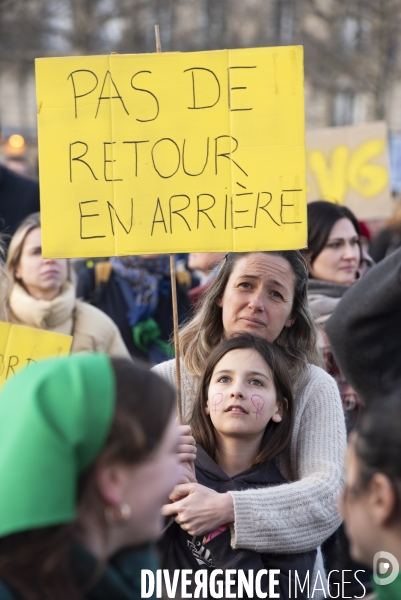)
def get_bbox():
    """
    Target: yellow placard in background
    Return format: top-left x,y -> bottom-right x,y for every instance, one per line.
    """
36,47 -> 307,257
306,121 -> 392,220
0,322 -> 72,386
